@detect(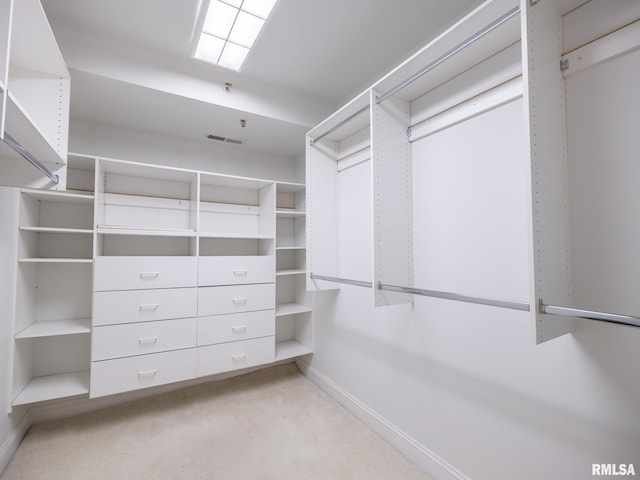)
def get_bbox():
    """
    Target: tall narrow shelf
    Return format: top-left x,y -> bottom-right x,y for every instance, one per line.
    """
275,182 -> 311,361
